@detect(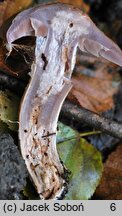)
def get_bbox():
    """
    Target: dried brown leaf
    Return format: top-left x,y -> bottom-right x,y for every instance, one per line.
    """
68,55 -> 120,113
95,144 -> 122,199
0,0 -> 32,27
